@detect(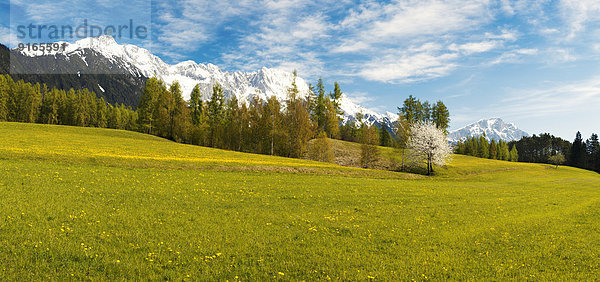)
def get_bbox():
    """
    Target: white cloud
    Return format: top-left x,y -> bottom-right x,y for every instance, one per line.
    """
363,0 -> 491,40
449,41 -> 500,55
559,0 -> 600,39
489,48 -> 538,65
540,28 -> 560,35
0,26 -> 18,46
544,48 -> 577,63
359,51 -> 459,83
345,91 -> 374,104
485,29 -> 518,41
516,48 -> 539,55
500,76 -> 600,118
331,41 -> 370,53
